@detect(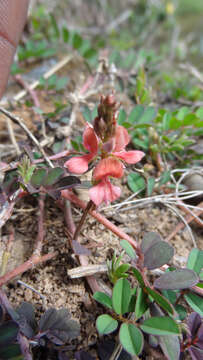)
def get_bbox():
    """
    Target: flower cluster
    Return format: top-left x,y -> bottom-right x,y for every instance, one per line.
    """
65,95 -> 145,206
